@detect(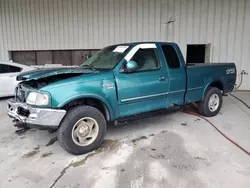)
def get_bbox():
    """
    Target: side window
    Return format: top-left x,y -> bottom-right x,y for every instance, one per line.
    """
9,65 -> 22,73
0,64 -> 10,74
161,45 -> 180,68
130,48 -> 160,72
